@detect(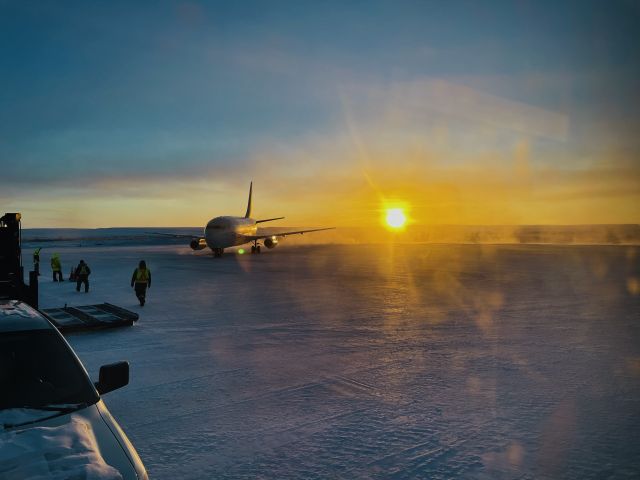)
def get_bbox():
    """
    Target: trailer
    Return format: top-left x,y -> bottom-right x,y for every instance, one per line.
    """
40,303 -> 139,333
